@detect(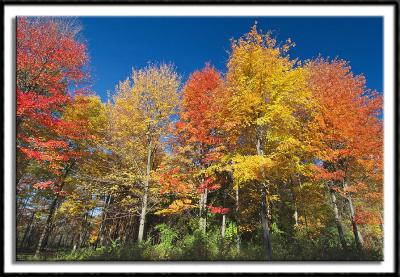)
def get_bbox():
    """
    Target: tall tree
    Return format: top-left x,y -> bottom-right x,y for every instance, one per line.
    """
307,58 -> 383,250
17,17 -> 89,178
168,64 -> 228,233
16,17 -> 92,257
110,64 -> 180,242
225,24 -> 313,260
